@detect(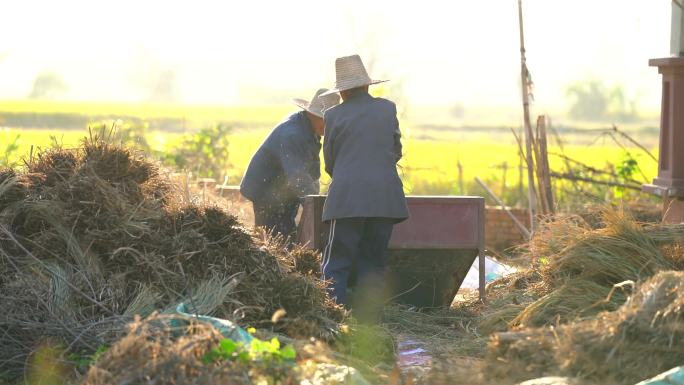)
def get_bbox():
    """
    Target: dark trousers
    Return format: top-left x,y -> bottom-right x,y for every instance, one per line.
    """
321,217 -> 394,315
252,200 -> 300,241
